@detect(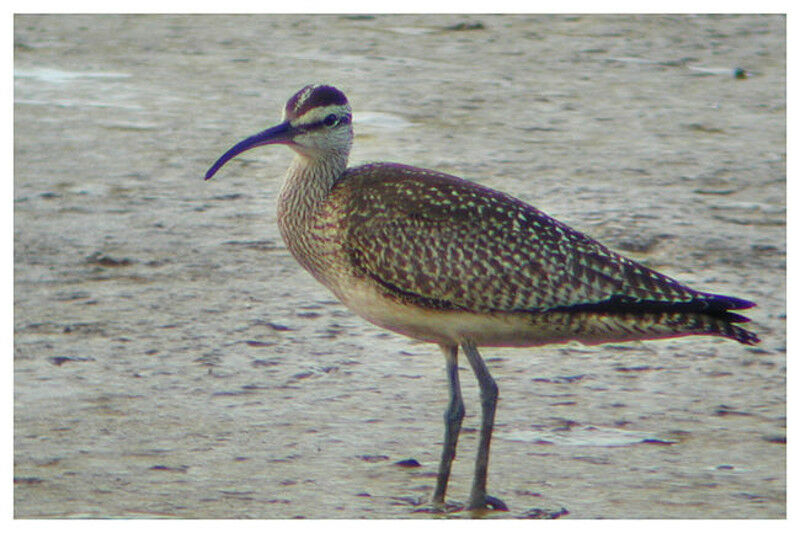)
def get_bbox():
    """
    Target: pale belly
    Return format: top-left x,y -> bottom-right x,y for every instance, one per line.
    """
328,276 -> 666,348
